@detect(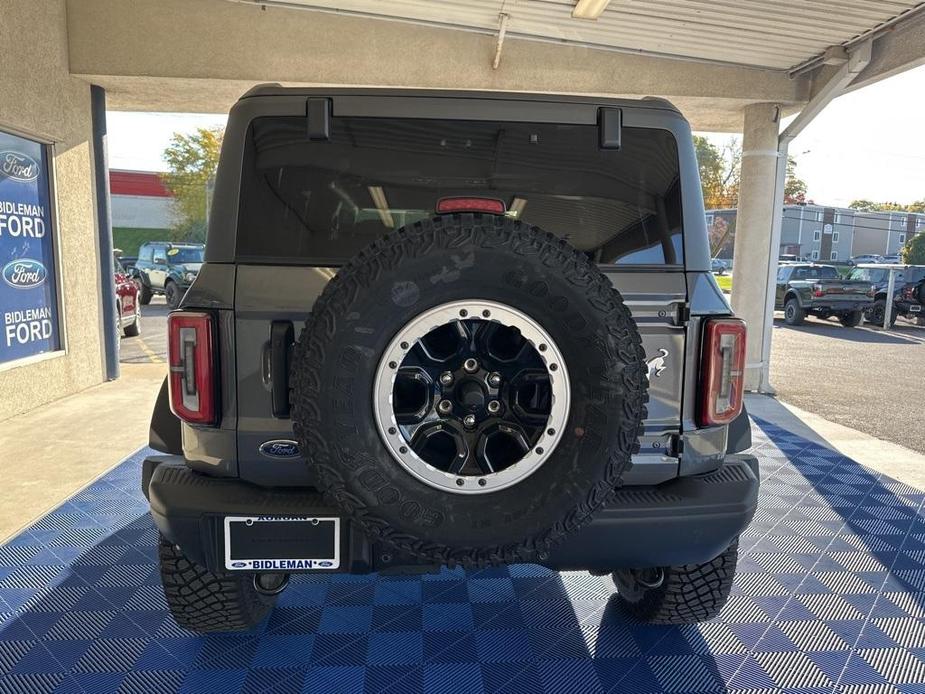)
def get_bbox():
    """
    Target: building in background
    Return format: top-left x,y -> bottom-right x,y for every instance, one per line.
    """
110,170 -> 173,257
708,204 -> 925,261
